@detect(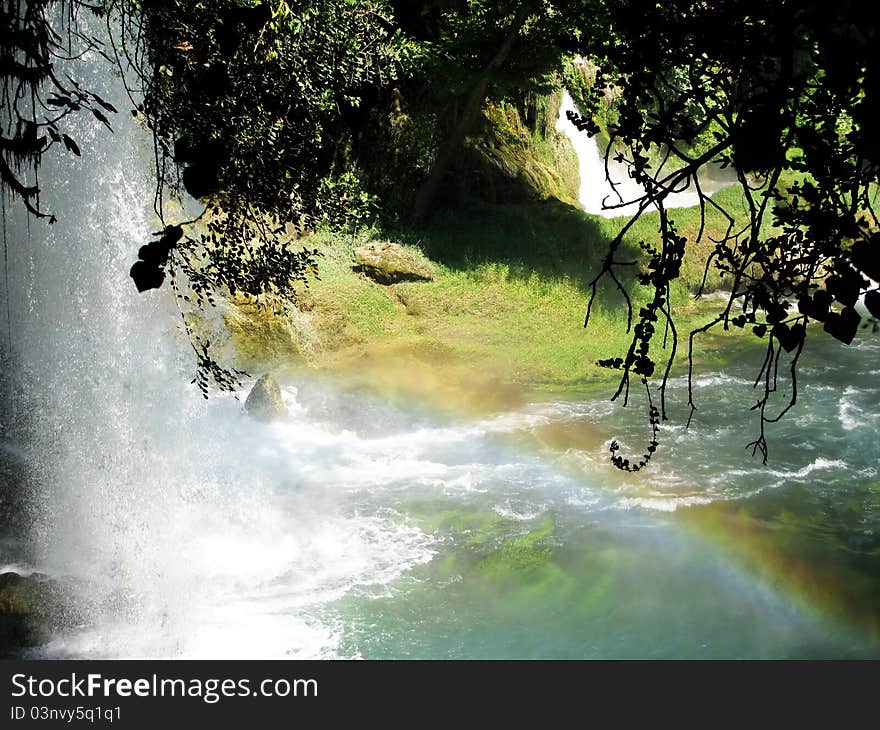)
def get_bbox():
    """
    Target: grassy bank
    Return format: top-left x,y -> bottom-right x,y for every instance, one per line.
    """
223,191 -> 754,409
